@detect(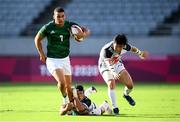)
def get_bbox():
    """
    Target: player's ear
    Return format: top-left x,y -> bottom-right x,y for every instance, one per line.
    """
53,14 -> 55,20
